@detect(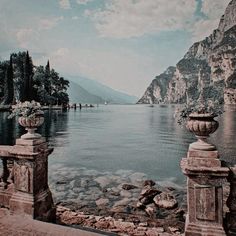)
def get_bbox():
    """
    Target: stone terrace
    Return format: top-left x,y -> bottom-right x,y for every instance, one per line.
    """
0,208 -> 108,236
